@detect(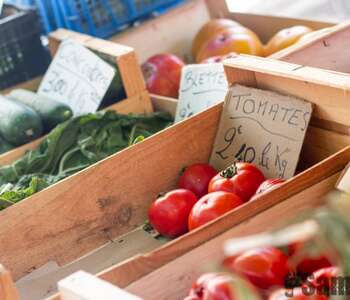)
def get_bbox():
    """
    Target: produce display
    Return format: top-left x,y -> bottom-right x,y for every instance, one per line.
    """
183,195 -> 350,300
0,90 -> 73,153
0,2 -> 345,299
0,110 -> 172,209
148,162 -> 284,238
142,19 -> 313,98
